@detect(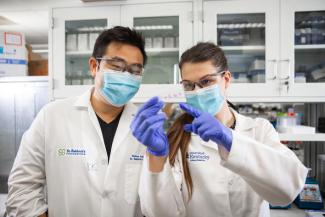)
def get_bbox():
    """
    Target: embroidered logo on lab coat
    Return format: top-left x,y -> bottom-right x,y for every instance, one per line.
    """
129,154 -> 144,161
57,148 -> 86,156
186,151 -> 210,162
